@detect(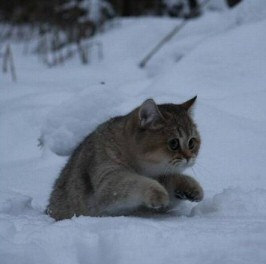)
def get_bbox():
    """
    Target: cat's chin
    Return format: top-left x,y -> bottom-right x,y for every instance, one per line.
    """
168,158 -> 196,175
137,159 -> 195,178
